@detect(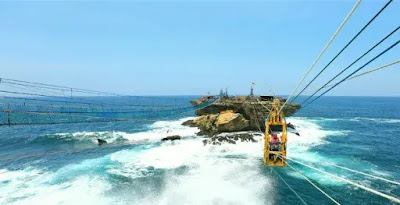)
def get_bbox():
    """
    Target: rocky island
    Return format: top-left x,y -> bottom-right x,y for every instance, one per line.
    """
182,95 -> 300,144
